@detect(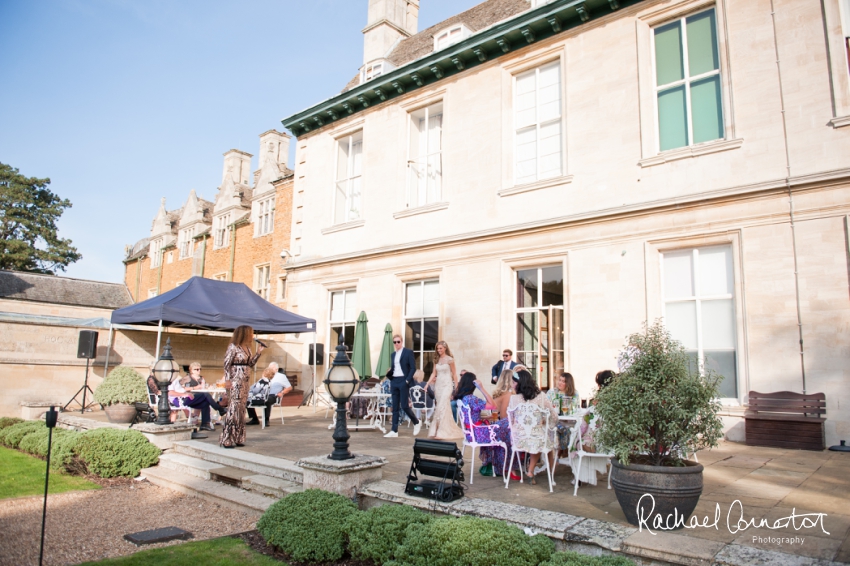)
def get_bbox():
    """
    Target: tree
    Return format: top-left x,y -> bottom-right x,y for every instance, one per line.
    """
0,162 -> 82,273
